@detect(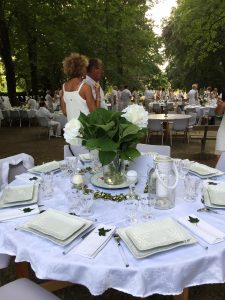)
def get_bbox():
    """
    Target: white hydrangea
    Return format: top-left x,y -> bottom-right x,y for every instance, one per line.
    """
122,104 -> 148,128
63,118 -> 82,145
